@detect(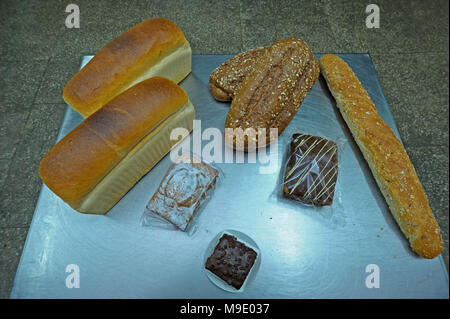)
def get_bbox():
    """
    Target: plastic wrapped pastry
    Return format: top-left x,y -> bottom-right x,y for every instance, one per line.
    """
283,133 -> 339,206
145,160 -> 219,231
